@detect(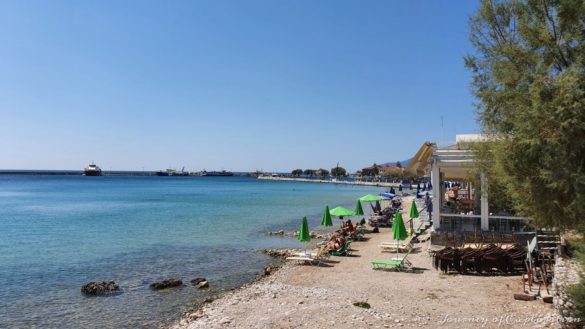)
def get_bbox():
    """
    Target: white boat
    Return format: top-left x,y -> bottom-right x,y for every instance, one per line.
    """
84,163 -> 102,176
